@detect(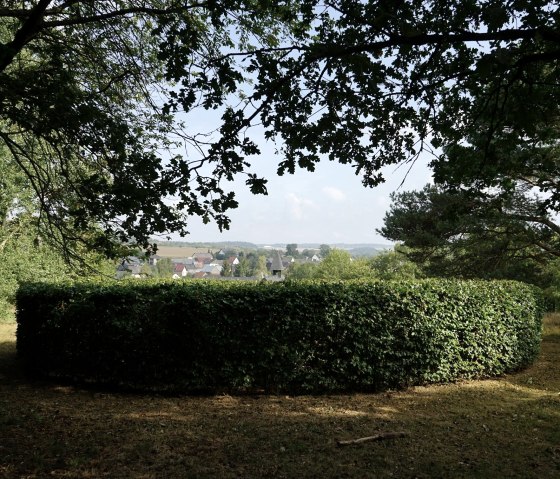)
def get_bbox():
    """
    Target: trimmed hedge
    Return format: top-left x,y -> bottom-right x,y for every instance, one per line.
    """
16,279 -> 543,393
